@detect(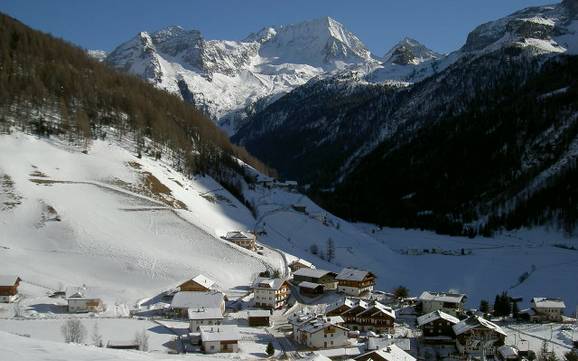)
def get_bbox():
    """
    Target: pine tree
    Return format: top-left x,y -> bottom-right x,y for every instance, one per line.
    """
266,341 -> 275,356
326,238 -> 335,262
479,299 -> 490,314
